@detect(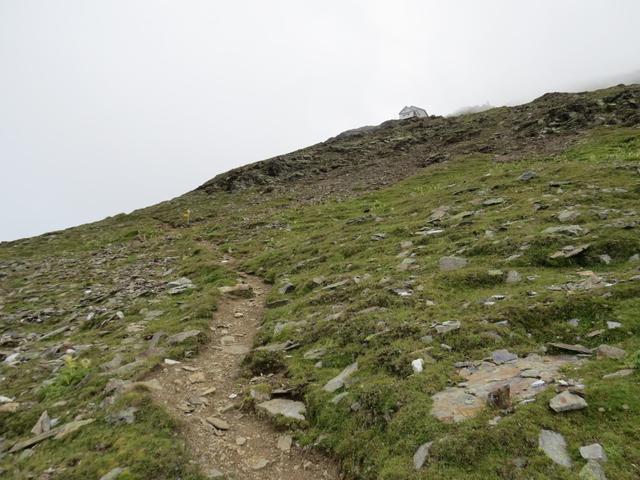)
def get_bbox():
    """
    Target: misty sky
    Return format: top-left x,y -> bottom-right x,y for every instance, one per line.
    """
1,1 -> 639,241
